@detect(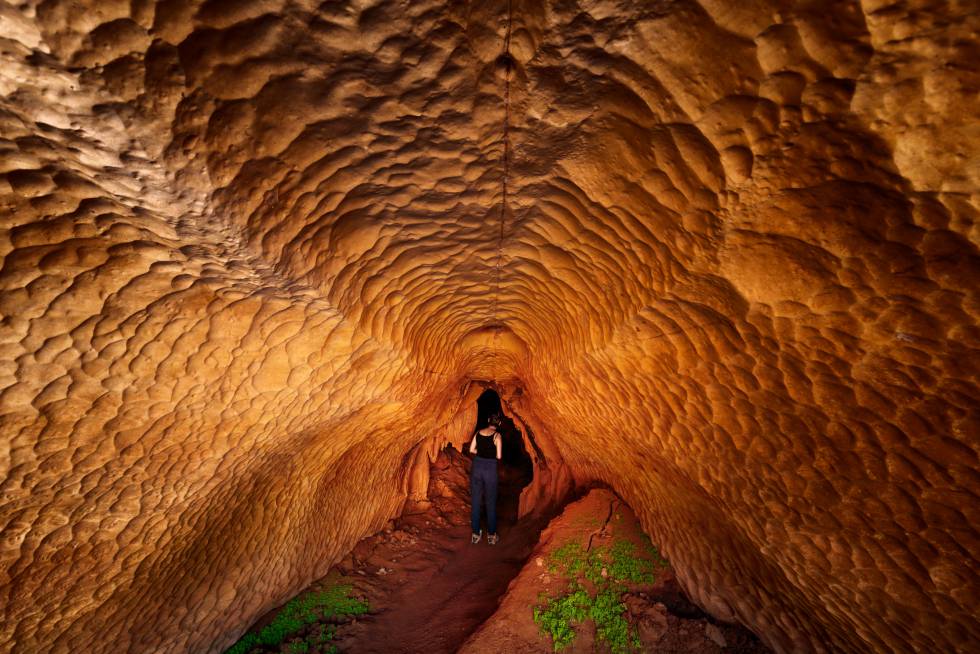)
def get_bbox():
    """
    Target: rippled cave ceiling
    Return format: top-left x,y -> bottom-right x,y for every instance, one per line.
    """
0,0 -> 978,652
